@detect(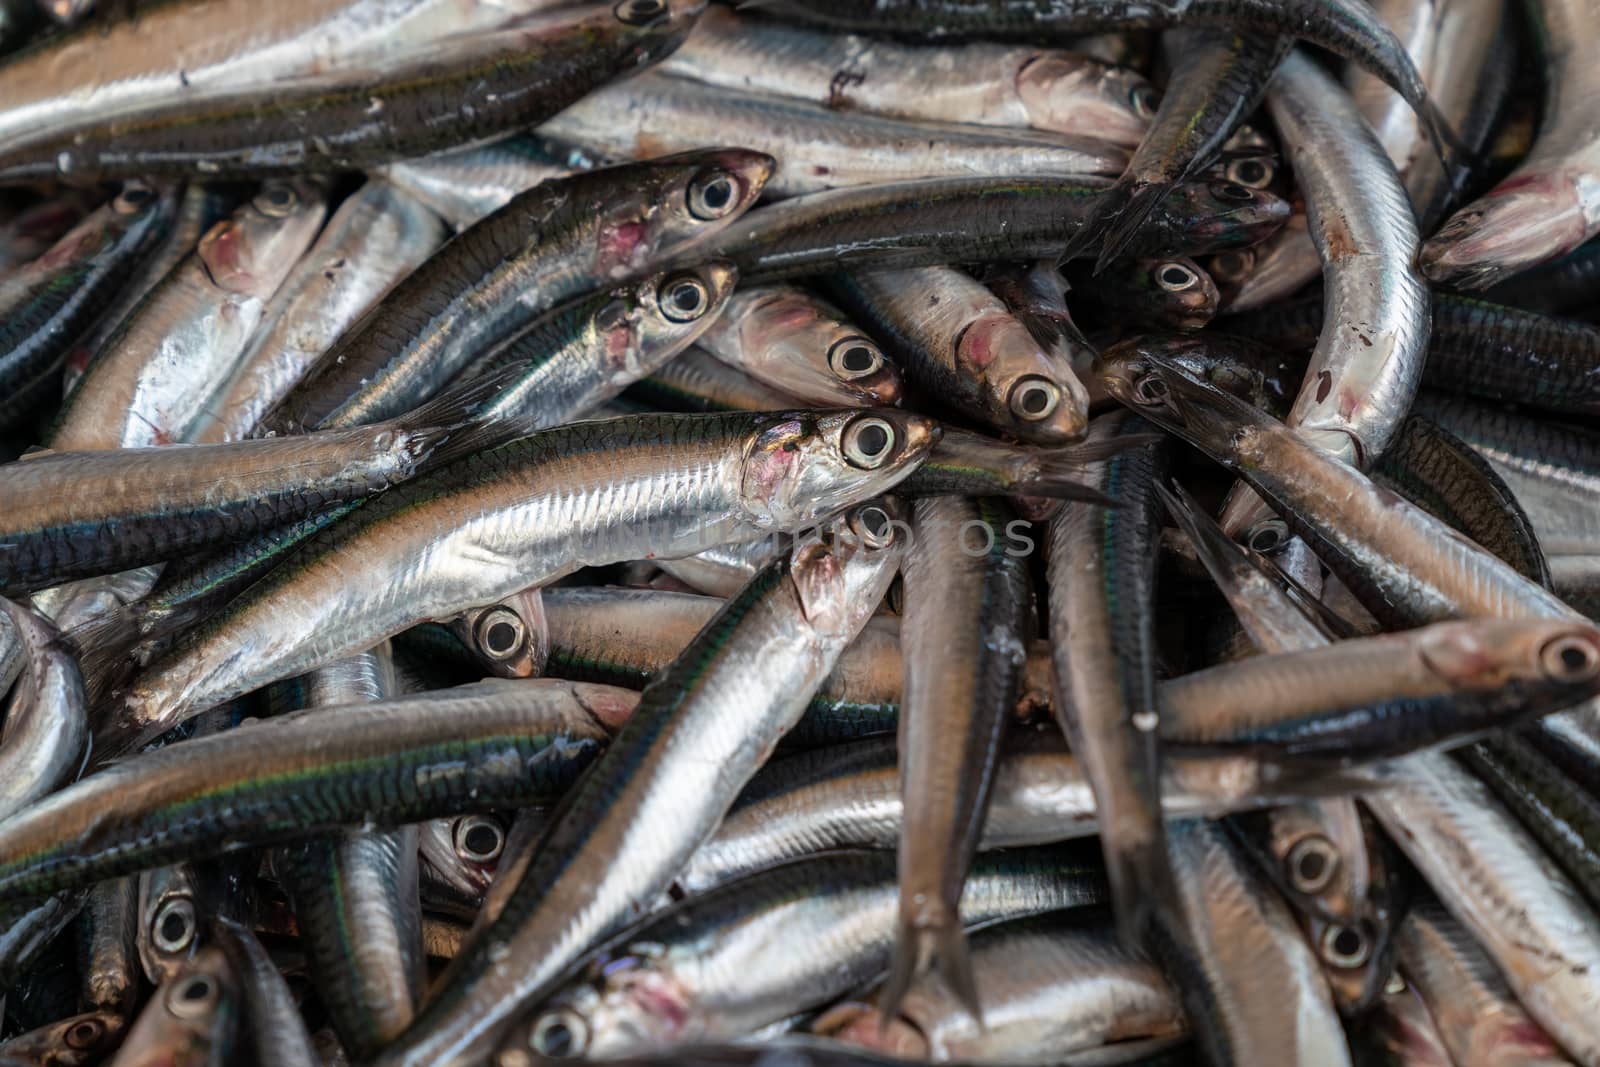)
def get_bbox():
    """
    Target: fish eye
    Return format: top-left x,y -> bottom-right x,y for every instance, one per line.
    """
614,0 -> 666,24
687,169 -> 739,221
454,815 -> 508,865
529,1008 -> 589,1059
848,503 -> 897,549
1156,263 -> 1198,292
1008,376 -> 1061,422
1246,519 -> 1289,554
1212,182 -> 1256,202
841,415 -> 896,469
153,897 -> 197,954
1130,84 -> 1159,118
253,184 -> 298,217
658,274 -> 712,322
65,1018 -> 104,1050
827,337 -> 884,381
1540,634 -> 1600,683
474,607 -> 527,662
1320,924 -> 1371,969
1130,370 -> 1169,408
1226,157 -> 1273,189
115,184 -> 155,211
166,974 -> 219,1018
1285,835 -> 1340,895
